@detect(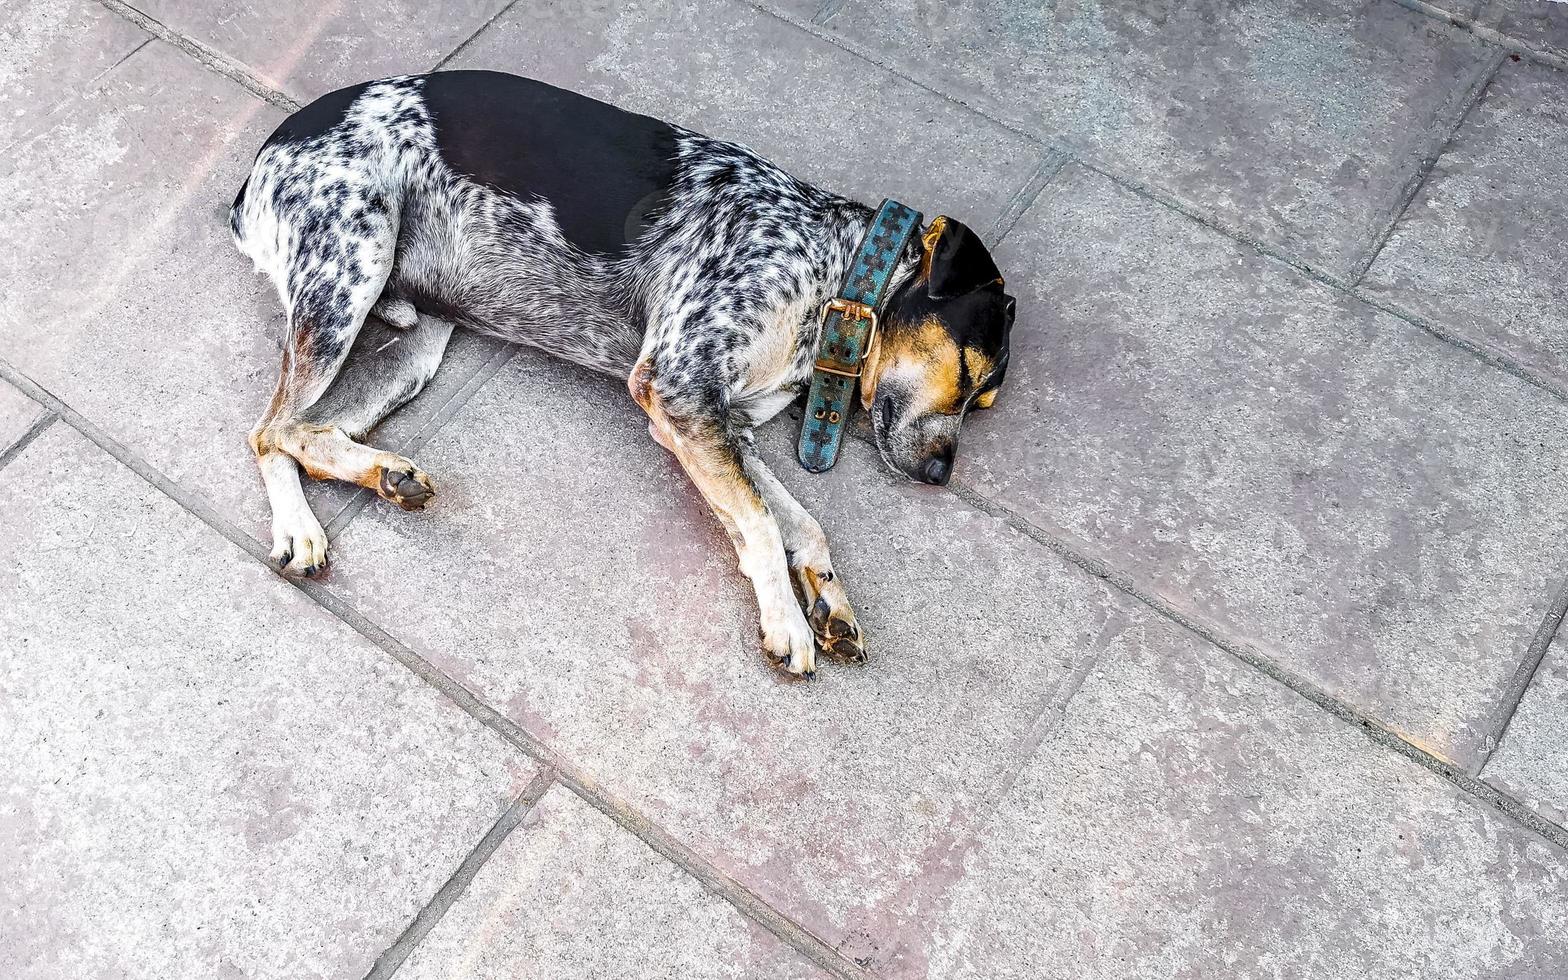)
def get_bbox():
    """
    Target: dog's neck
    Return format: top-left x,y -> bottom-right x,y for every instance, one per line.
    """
799,200 -> 921,360
817,201 -> 922,302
